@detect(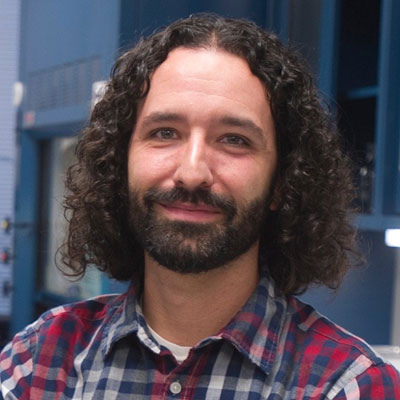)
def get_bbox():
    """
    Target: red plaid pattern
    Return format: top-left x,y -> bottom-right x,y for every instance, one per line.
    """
1,276 -> 399,399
